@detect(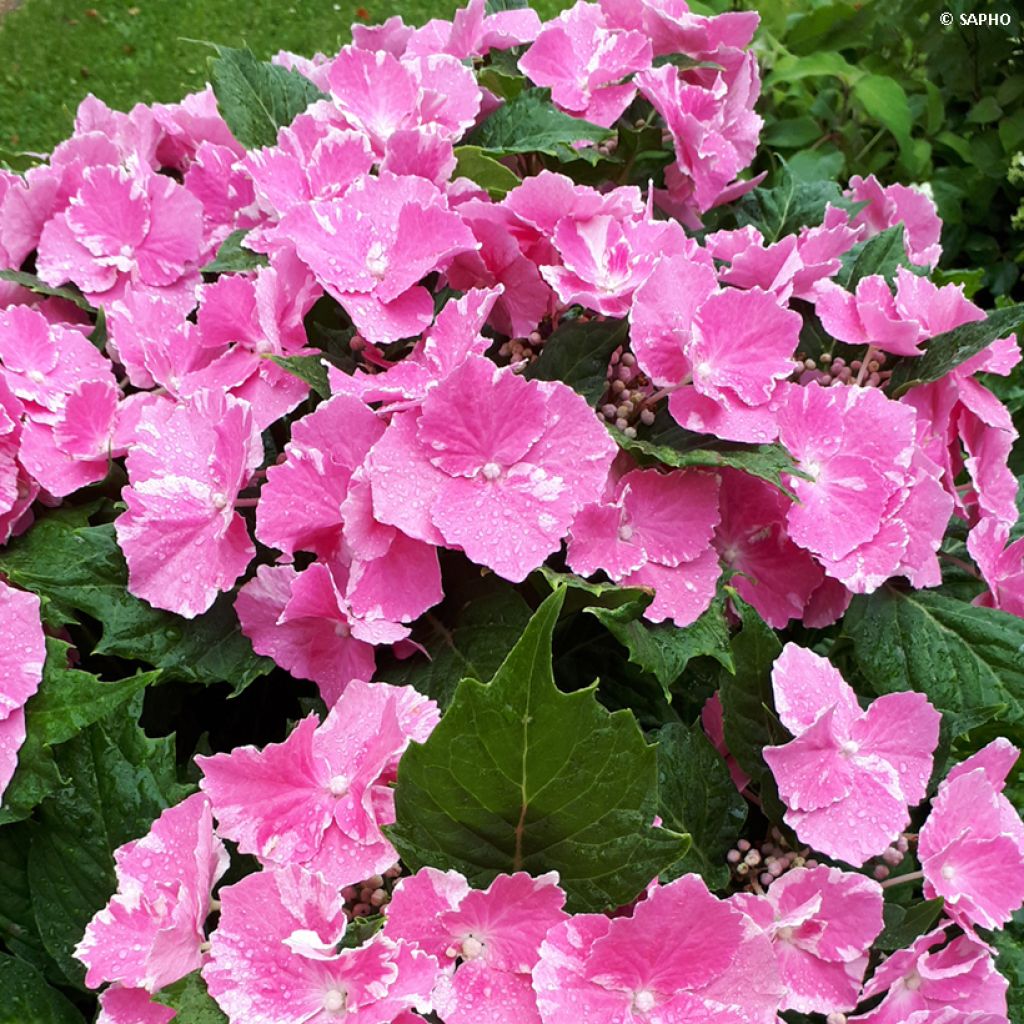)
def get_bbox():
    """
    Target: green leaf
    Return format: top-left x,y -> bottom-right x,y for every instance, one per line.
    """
485,0 -> 528,11
203,228 -> 269,274
0,270 -> 95,312
876,898 -> 945,951
733,162 -> 851,242
837,226 -> 915,288
587,596 -> 734,693
477,66 -> 527,102
0,954 -> 82,1024
390,589 -> 690,912
453,145 -> 521,198
656,722 -> 747,890
718,598 -> 787,821
467,89 -> 612,163
524,317 -> 628,404
991,917 -> 1024,1024
155,971 -> 229,1022
87,306 -> 107,351
209,44 -> 328,149
889,304 -> 1024,394
381,585 -> 533,709
0,829 -> 50,972
852,74 -> 918,171
270,353 -> 330,398
0,507 -> 271,693
28,694 -> 192,987
612,427 -> 800,498
843,588 -> 1024,732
